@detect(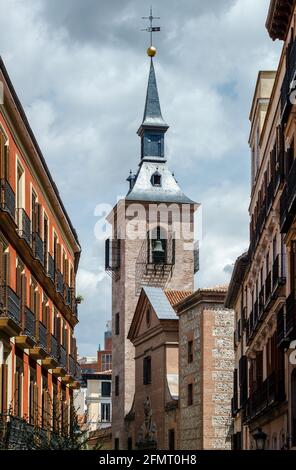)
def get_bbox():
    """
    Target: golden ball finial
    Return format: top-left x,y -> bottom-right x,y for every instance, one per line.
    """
147,46 -> 157,57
